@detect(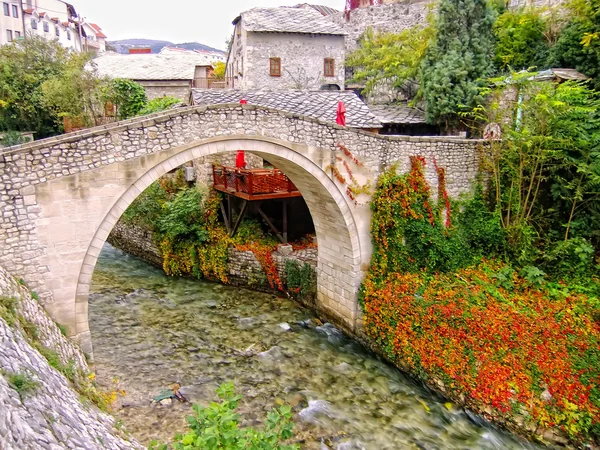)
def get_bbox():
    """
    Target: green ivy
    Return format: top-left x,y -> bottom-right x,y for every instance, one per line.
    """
285,260 -> 316,300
